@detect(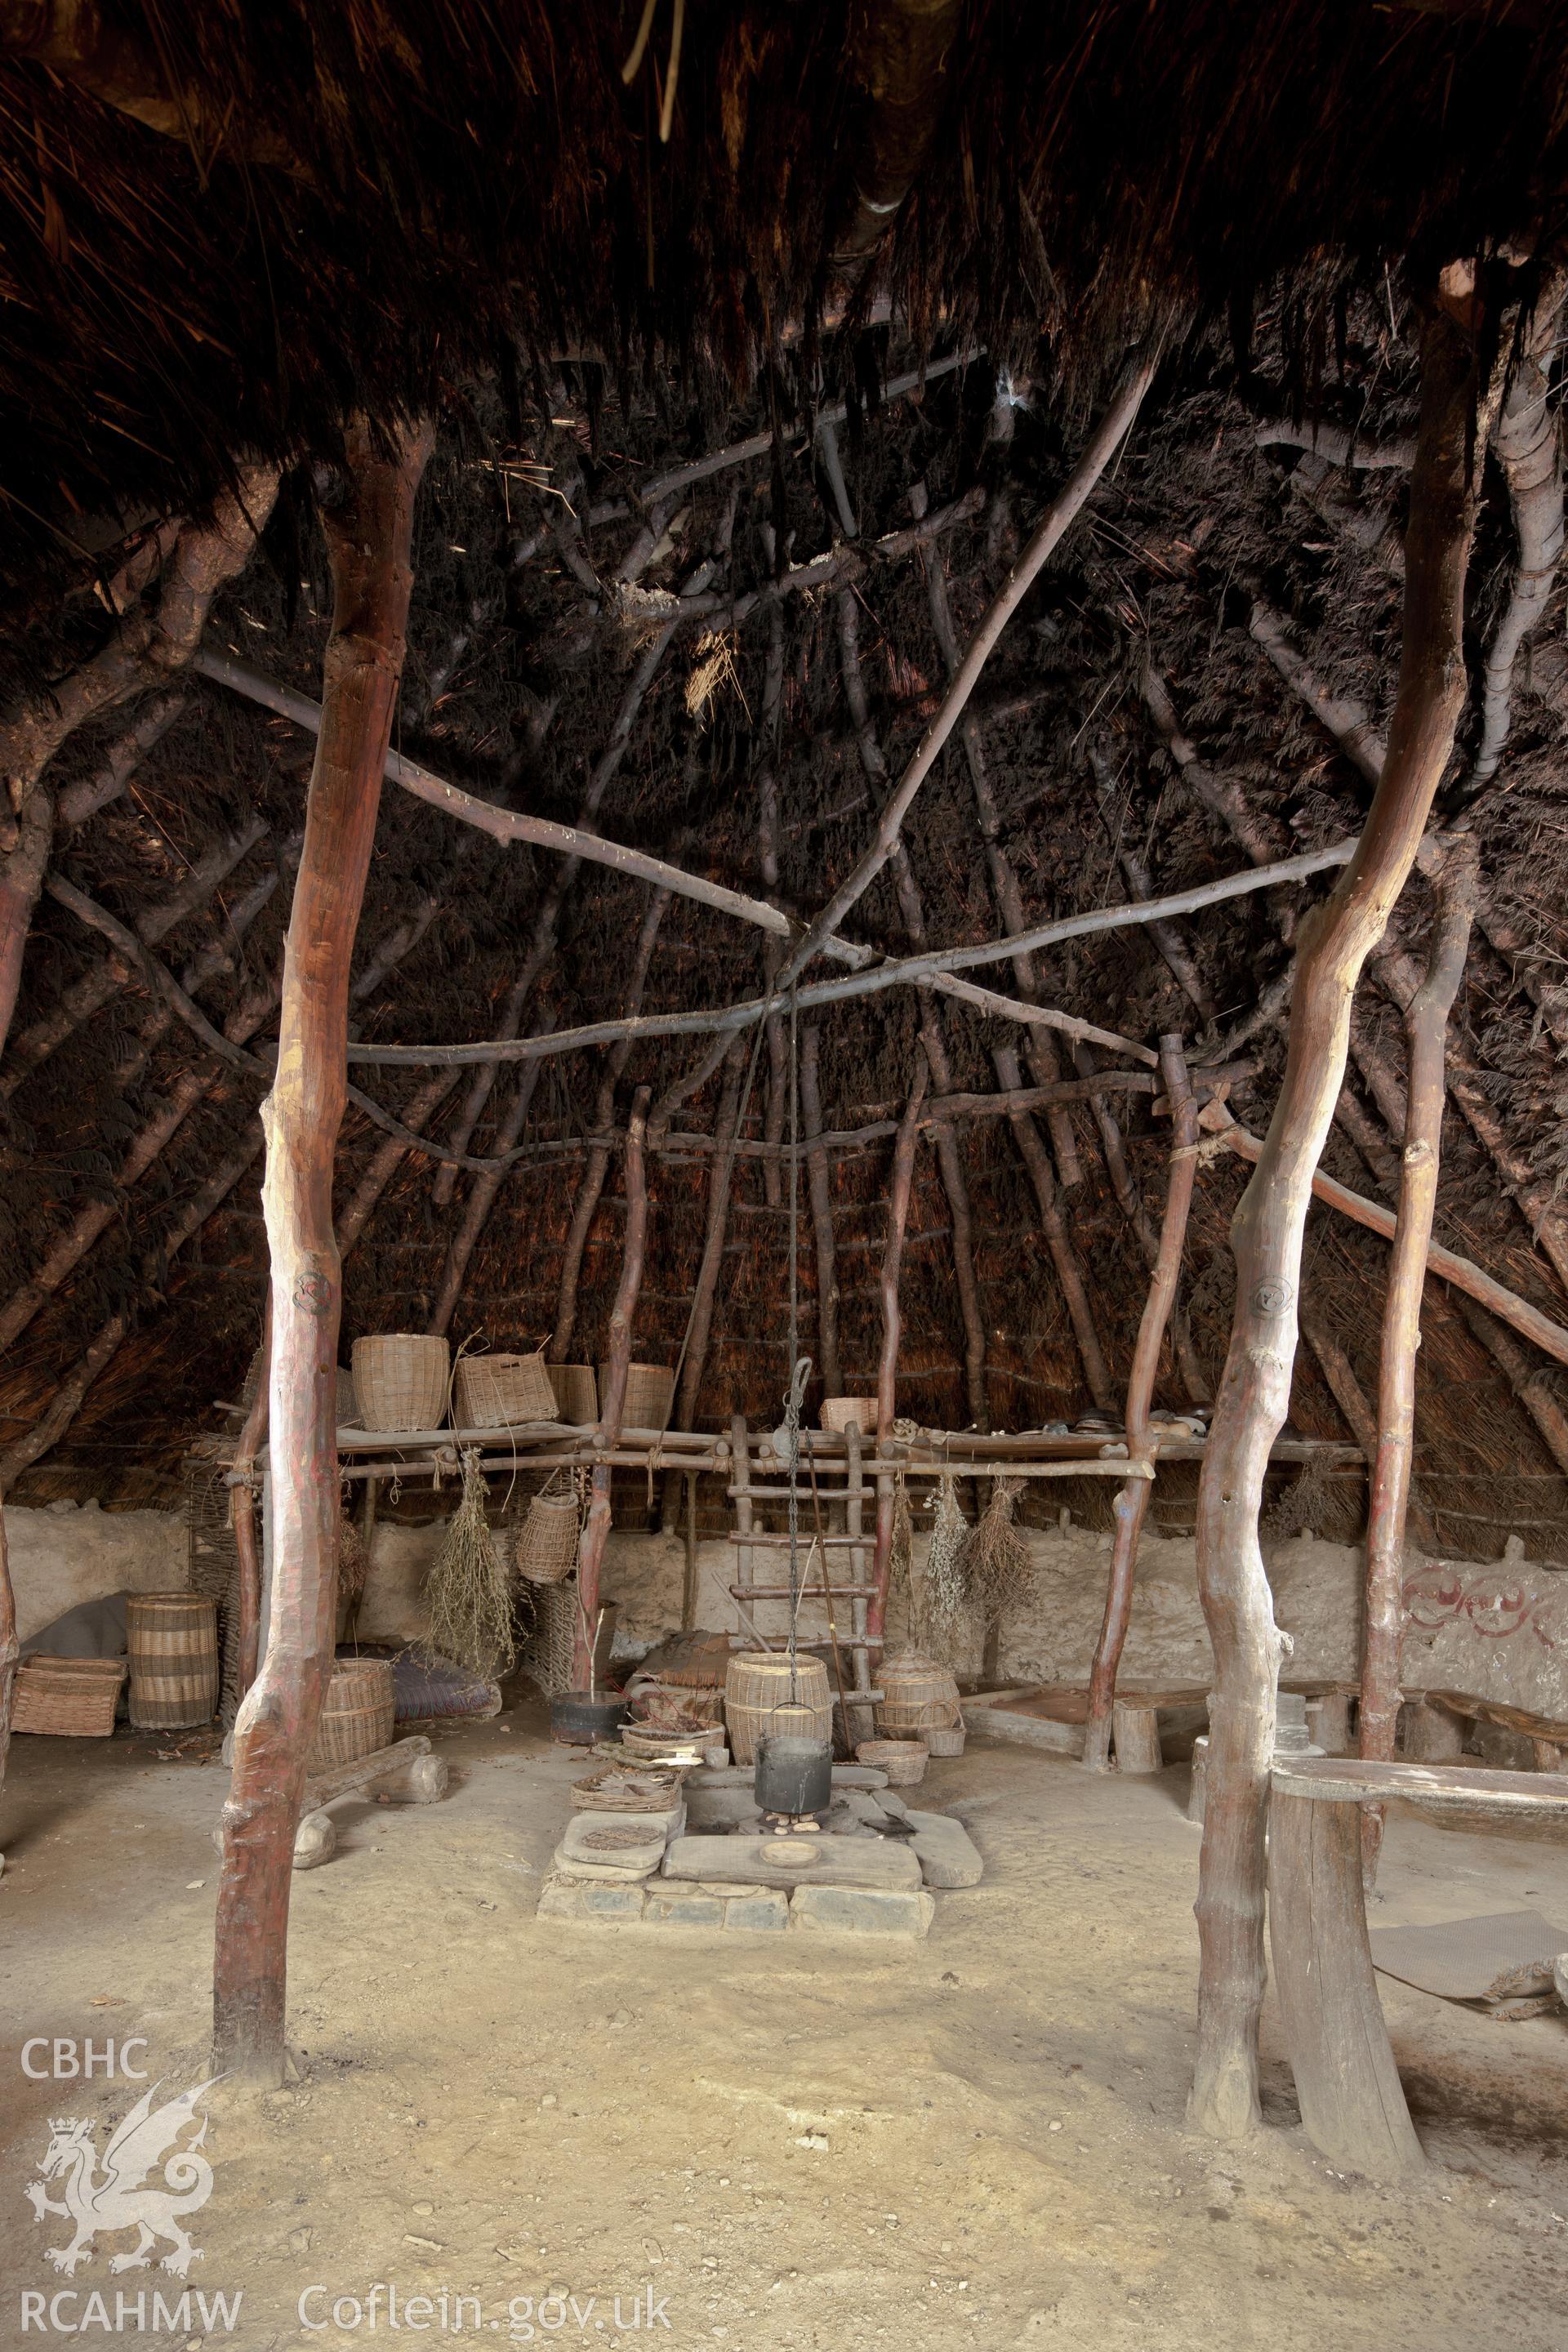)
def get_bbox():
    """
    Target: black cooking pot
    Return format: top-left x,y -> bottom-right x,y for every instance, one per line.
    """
550,1688 -> 627,1746
754,1731 -> 832,1819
